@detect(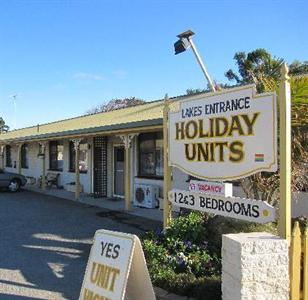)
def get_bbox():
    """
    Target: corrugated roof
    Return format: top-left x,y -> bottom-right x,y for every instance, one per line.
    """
0,100 -> 169,143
